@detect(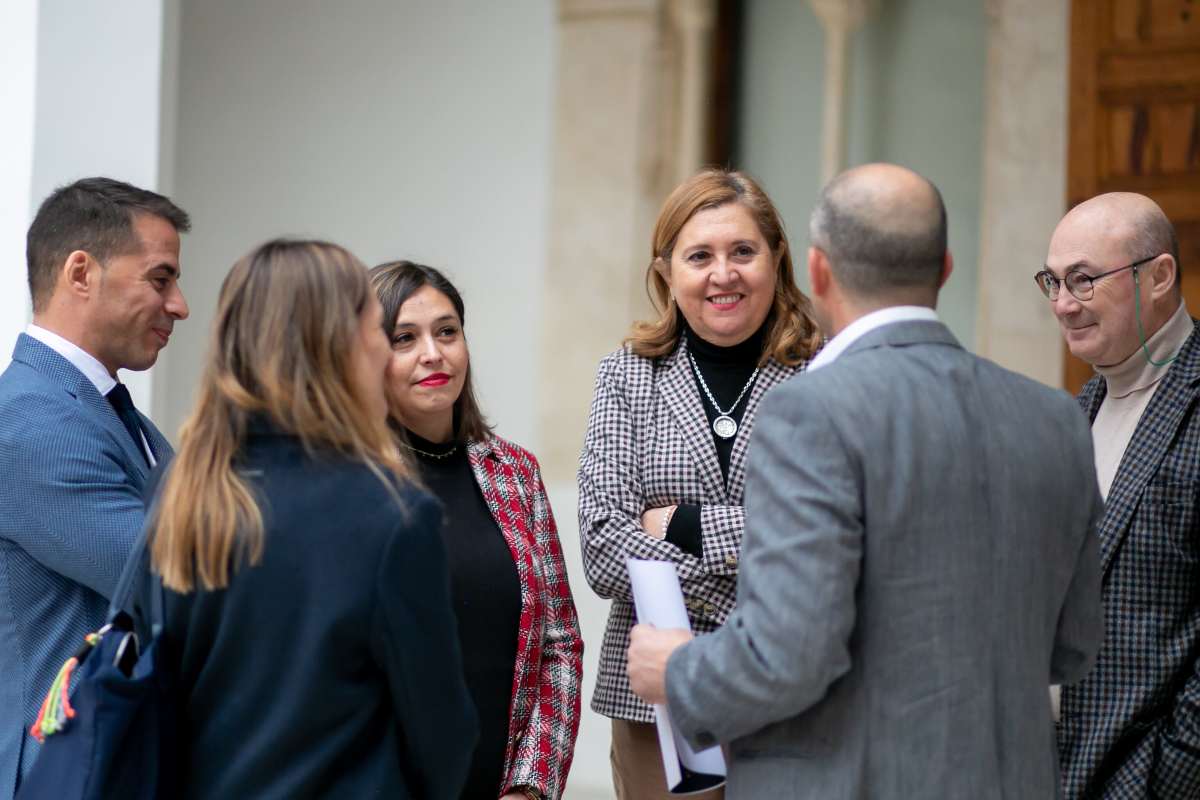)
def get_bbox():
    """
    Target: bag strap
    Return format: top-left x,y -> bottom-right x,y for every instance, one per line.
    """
107,494 -> 166,635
